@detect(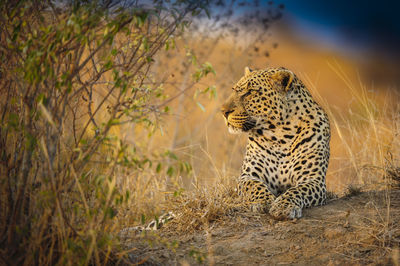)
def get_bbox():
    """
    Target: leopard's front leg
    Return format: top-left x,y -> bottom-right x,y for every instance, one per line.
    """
269,179 -> 326,219
238,178 -> 276,213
